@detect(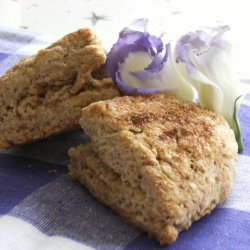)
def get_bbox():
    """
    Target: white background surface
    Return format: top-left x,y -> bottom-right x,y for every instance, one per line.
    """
0,0 -> 249,91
